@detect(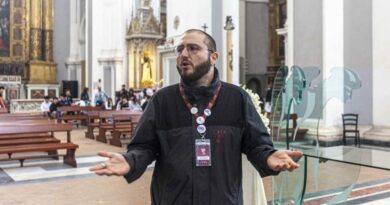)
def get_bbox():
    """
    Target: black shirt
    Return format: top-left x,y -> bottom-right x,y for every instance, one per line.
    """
123,70 -> 278,205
